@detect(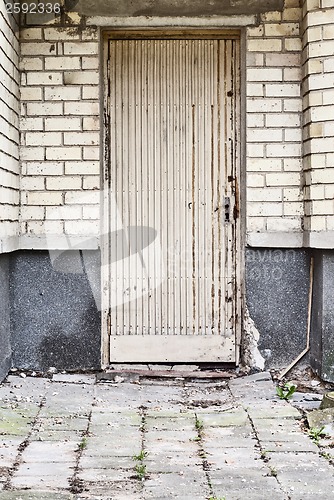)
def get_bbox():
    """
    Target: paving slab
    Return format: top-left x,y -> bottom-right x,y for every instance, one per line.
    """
0,372 -> 333,499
